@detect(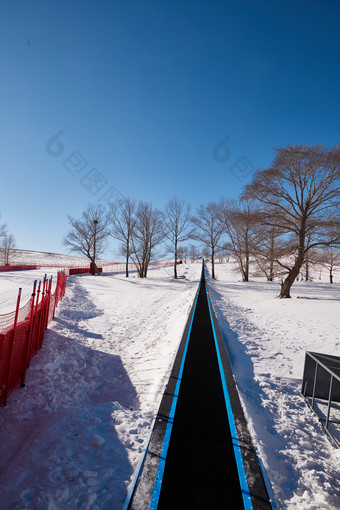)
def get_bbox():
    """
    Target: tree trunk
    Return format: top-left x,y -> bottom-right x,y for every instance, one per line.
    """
240,254 -> 249,282
211,248 -> 215,279
268,255 -> 274,281
174,244 -> 178,279
143,249 -> 151,278
125,240 -> 129,277
245,252 -> 249,282
242,232 -> 249,282
242,267 -> 249,282
268,229 -> 275,281
280,251 -> 304,298
305,258 -> 309,281
330,269 -> 333,284
90,258 -> 98,275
